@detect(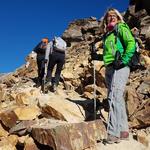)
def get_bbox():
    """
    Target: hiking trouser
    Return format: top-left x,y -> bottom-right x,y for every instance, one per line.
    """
105,65 -> 130,138
46,51 -> 65,86
37,57 -> 45,83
